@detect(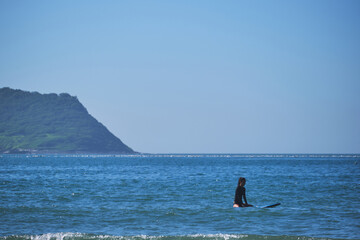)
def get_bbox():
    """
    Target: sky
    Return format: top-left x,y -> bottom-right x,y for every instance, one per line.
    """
0,0 -> 359,154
